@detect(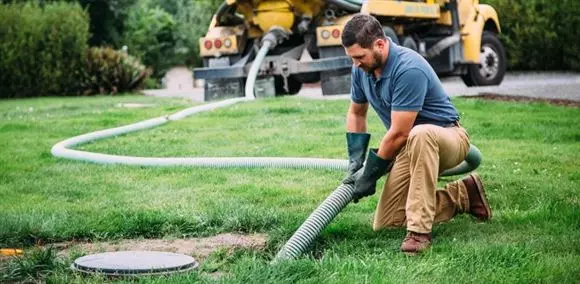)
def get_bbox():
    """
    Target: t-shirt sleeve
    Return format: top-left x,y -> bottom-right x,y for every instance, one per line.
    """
350,67 -> 367,104
391,68 -> 428,111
